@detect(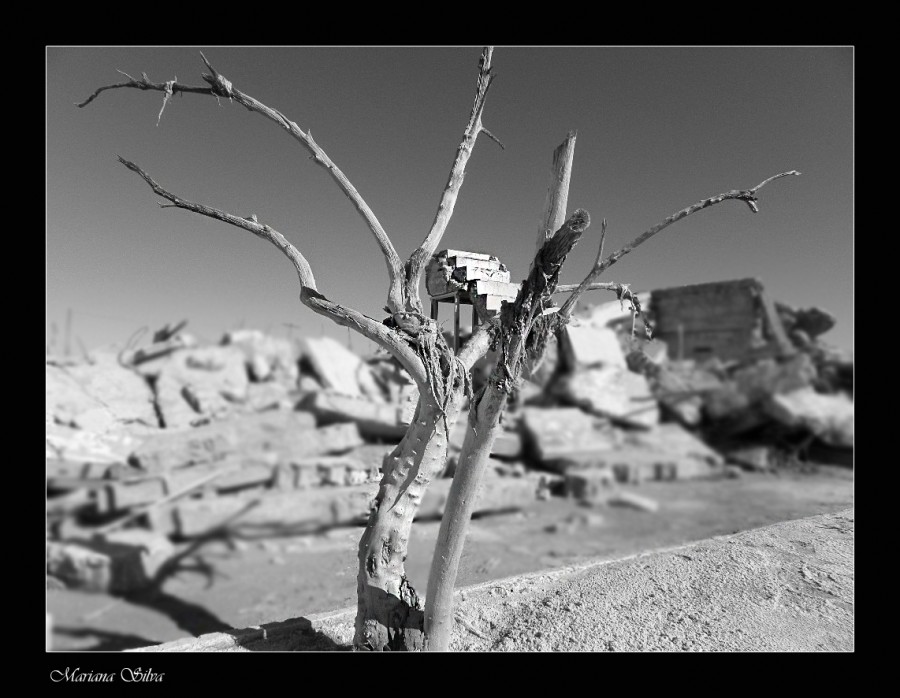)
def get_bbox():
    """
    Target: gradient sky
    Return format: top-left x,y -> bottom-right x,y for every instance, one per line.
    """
47,47 -> 853,356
